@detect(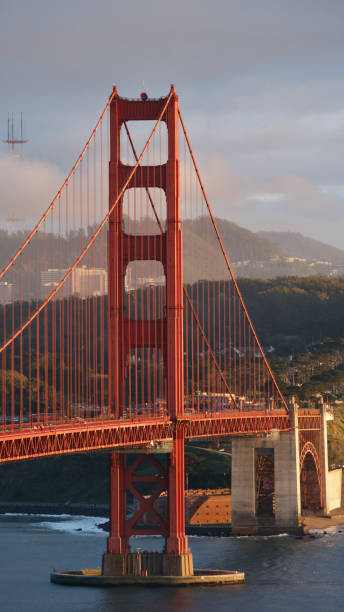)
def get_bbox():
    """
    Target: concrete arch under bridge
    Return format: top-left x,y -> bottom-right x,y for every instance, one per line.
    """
300,441 -> 322,511
231,399 -> 343,535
